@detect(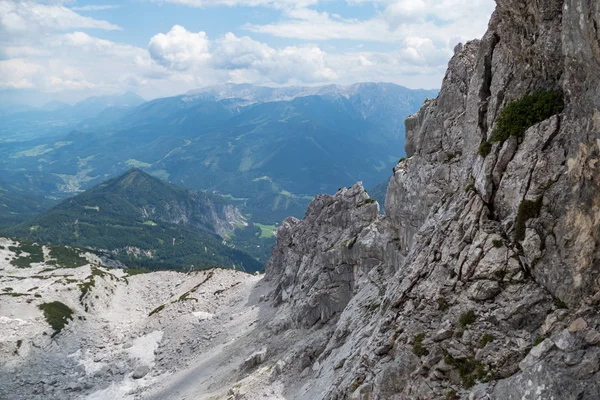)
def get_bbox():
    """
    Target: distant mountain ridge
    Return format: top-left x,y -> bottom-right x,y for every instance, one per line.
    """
0,83 -> 437,223
0,92 -> 145,140
5,169 -> 262,272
